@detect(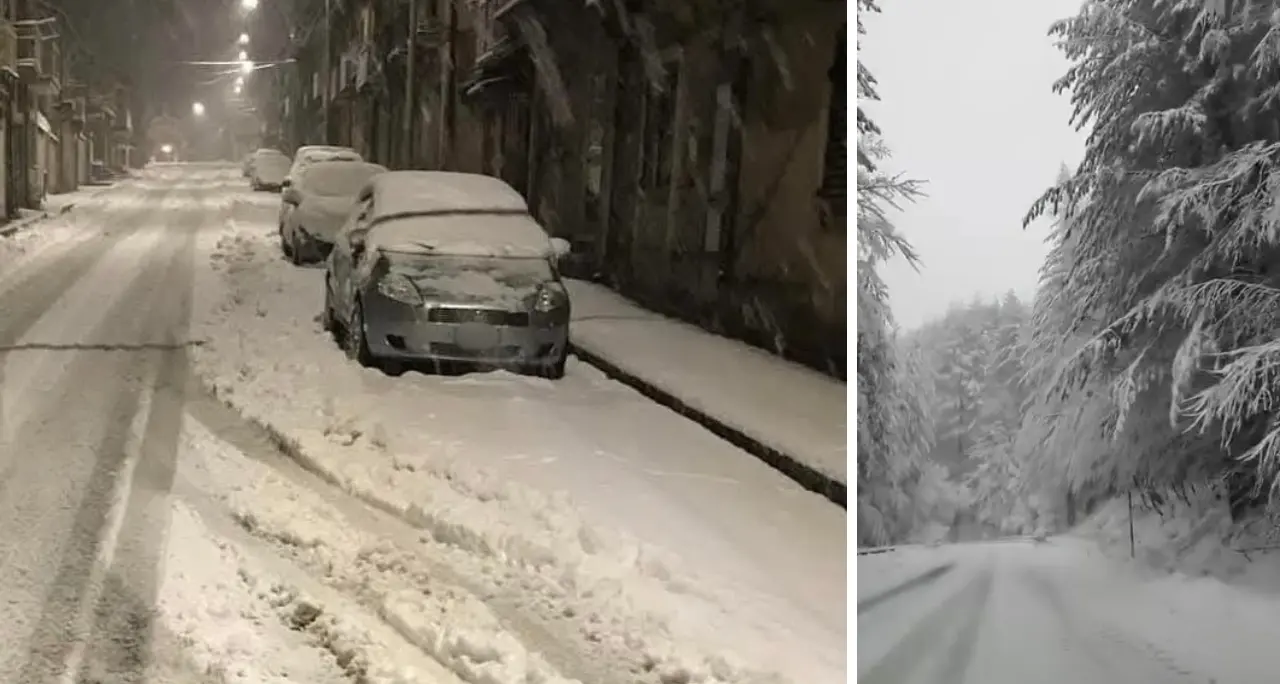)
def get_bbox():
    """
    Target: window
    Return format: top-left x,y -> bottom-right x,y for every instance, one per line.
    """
639,60 -> 678,191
